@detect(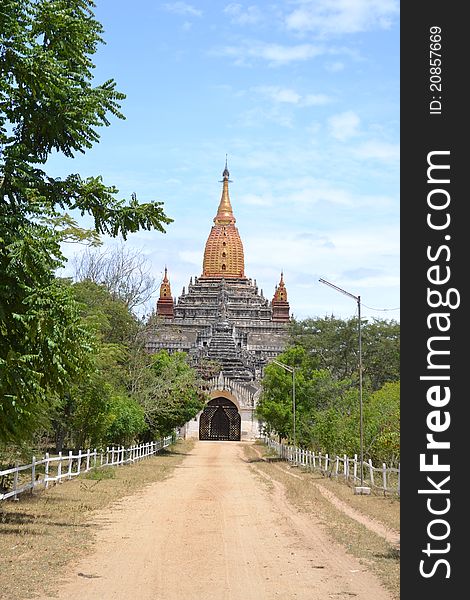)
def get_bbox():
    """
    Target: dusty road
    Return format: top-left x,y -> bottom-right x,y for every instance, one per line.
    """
37,441 -> 392,600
